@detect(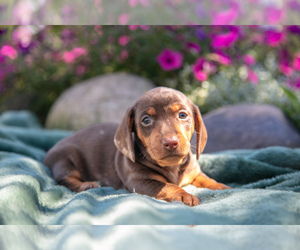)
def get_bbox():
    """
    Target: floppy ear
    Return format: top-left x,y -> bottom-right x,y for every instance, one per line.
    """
193,104 -> 208,160
114,107 -> 135,162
